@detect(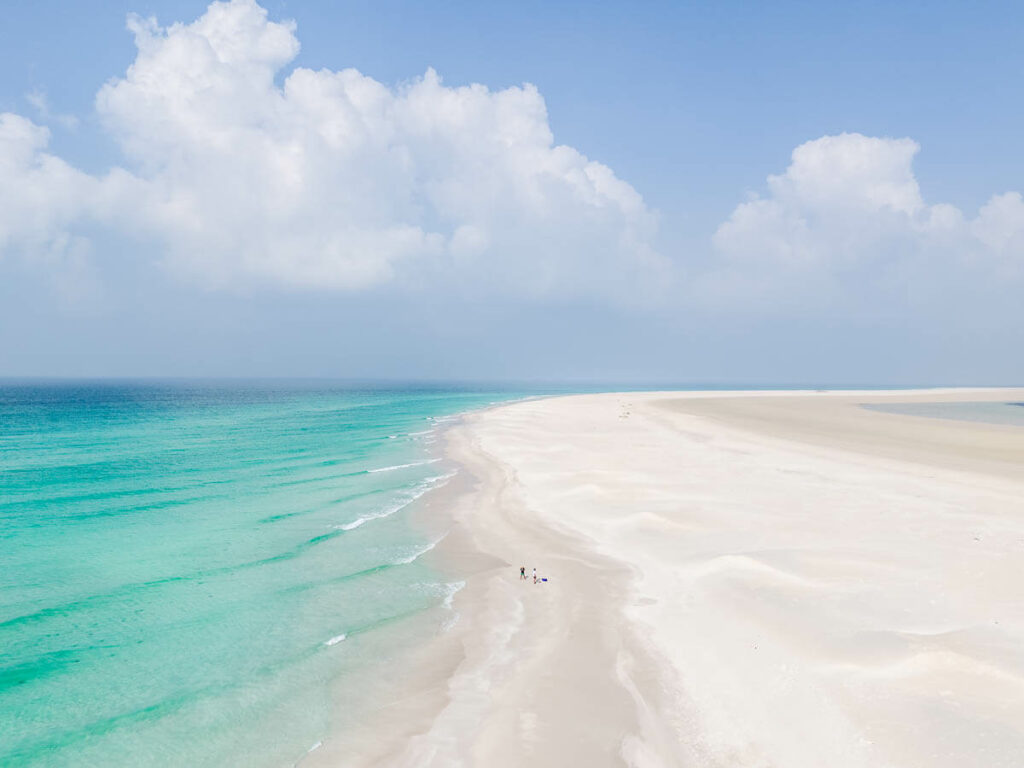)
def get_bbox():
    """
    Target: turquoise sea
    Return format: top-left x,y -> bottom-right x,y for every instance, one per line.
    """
0,381 -> 531,767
